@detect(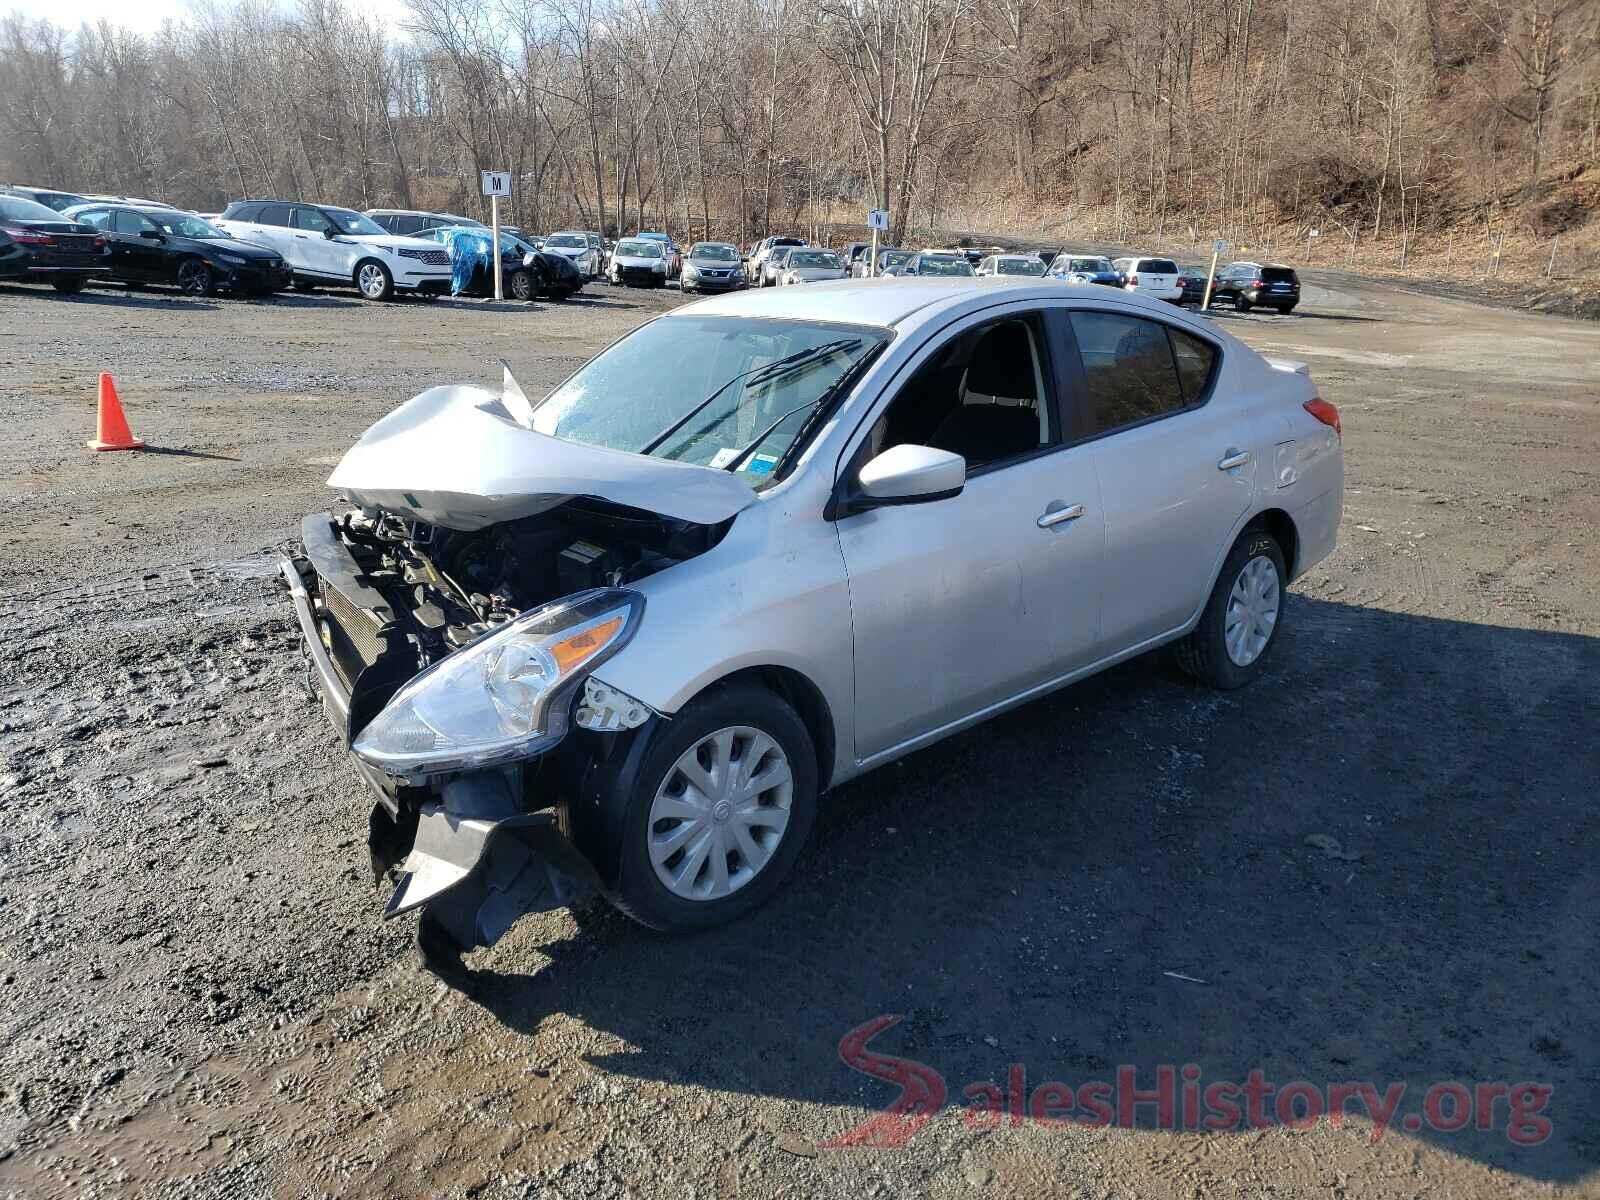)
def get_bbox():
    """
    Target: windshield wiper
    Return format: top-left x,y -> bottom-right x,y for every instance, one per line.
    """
637,338 -> 862,458
725,341 -> 882,473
